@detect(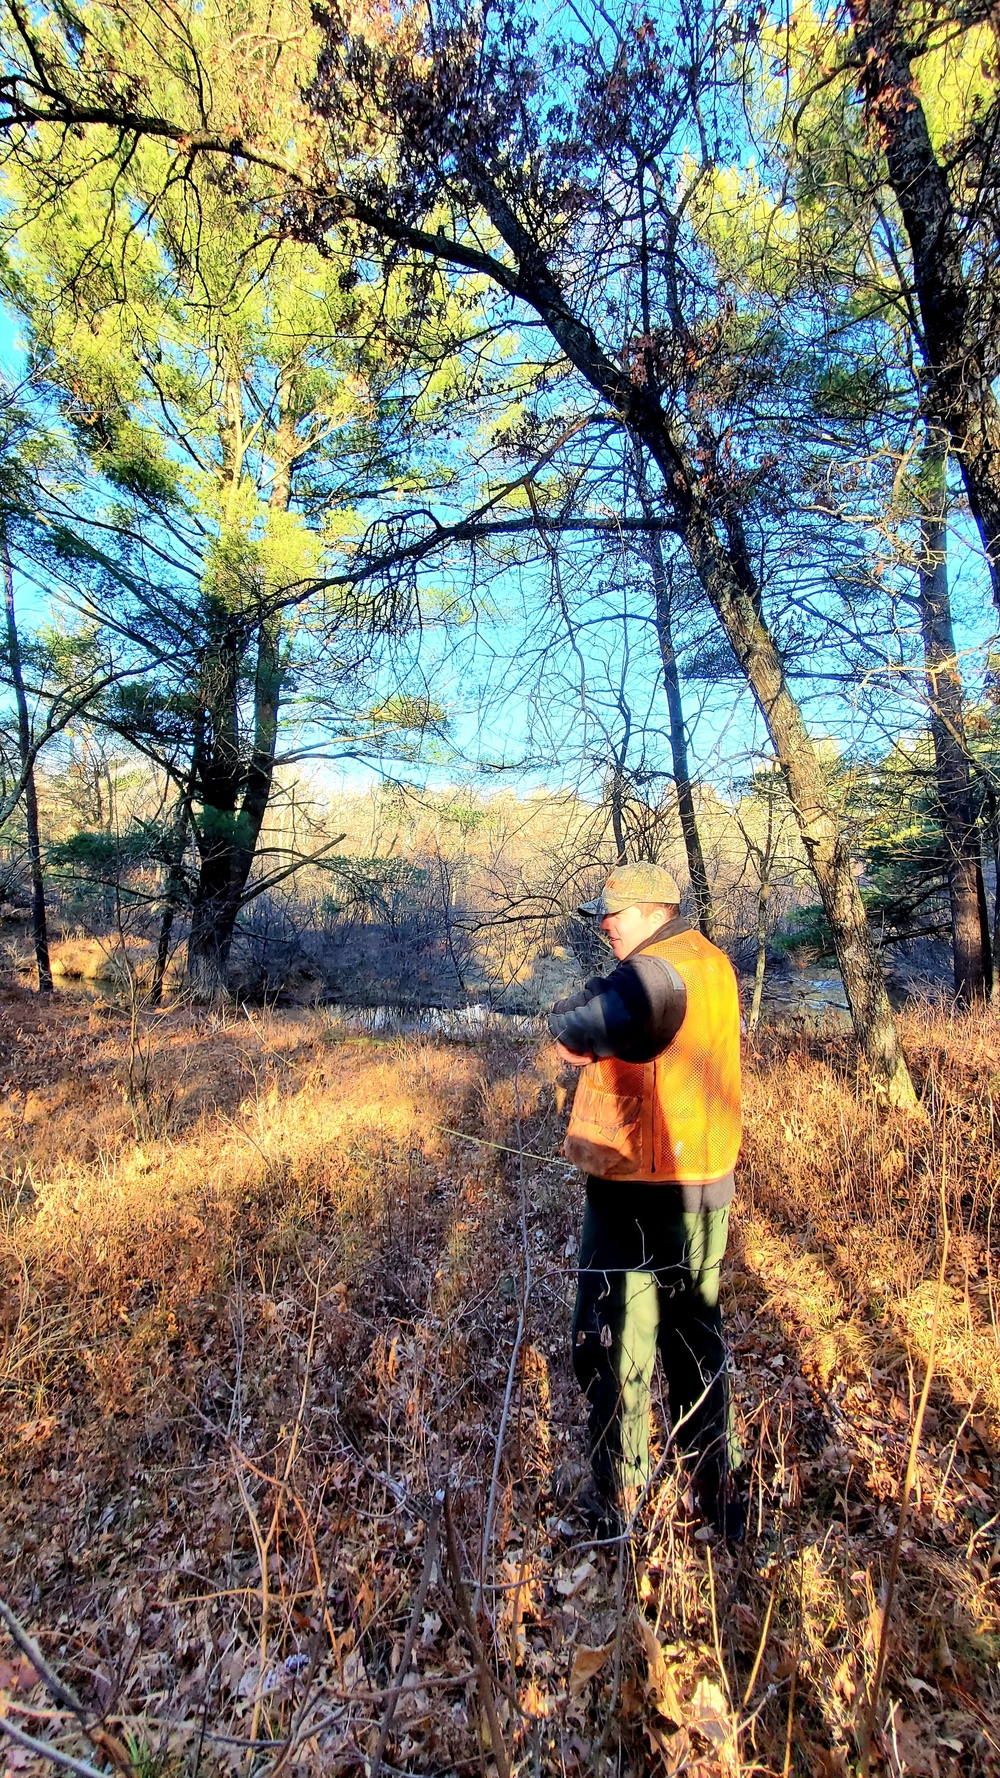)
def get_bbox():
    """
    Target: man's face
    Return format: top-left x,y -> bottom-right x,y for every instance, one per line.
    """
600,903 -> 659,960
